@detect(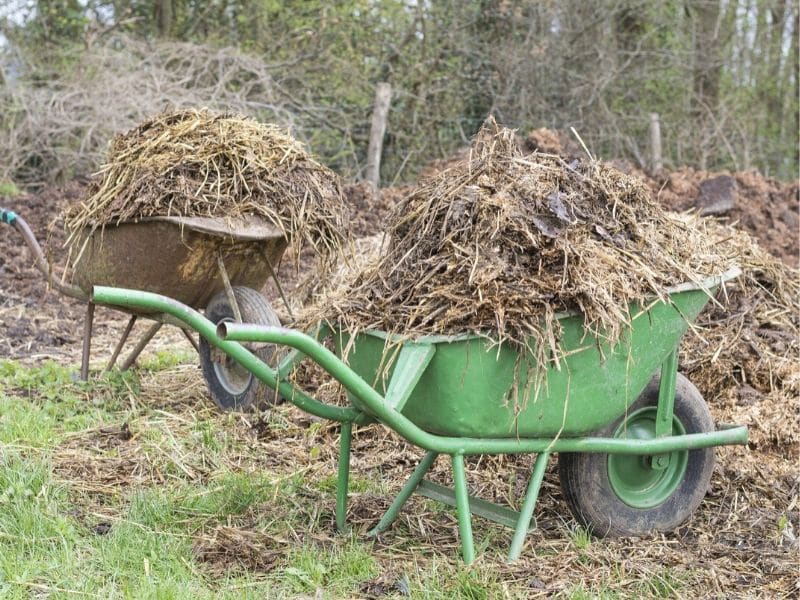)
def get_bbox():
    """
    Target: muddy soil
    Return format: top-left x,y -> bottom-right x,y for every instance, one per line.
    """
637,167 -> 798,268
